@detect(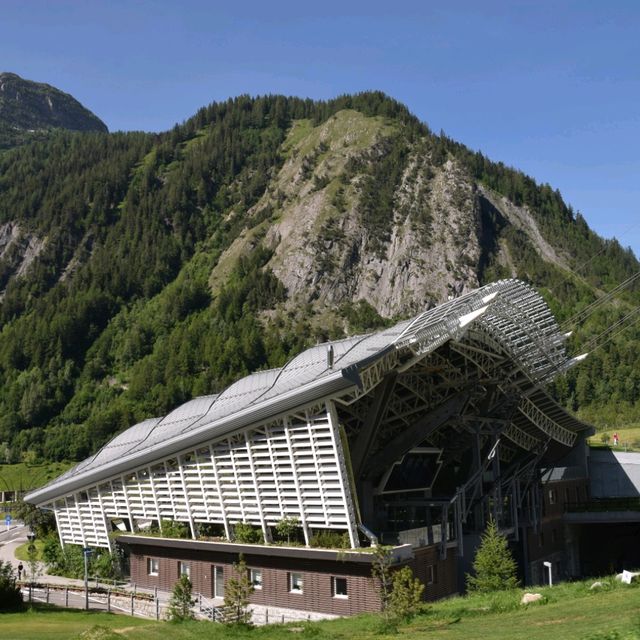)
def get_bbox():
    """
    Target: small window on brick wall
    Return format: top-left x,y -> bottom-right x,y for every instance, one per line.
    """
332,576 -> 348,598
289,572 -> 303,593
427,564 -> 438,585
147,558 -> 159,576
250,568 -> 263,590
179,561 -> 190,578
